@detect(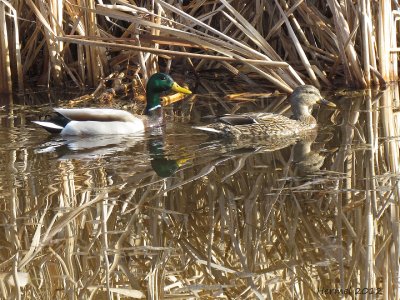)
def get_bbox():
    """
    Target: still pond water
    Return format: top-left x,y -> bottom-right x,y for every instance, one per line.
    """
0,83 -> 399,299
